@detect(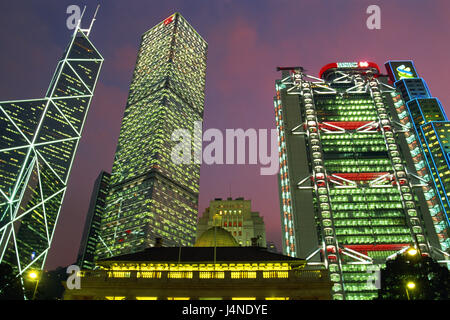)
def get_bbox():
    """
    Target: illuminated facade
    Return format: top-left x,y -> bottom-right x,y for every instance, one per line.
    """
77,171 -> 110,270
196,198 -> 266,247
385,61 -> 450,252
274,61 -> 446,300
0,20 -> 103,277
63,246 -> 332,300
95,13 -> 207,260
